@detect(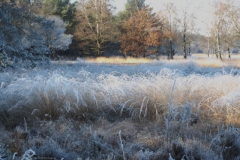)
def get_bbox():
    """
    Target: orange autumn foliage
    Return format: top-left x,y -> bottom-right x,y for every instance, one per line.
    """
121,6 -> 163,57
